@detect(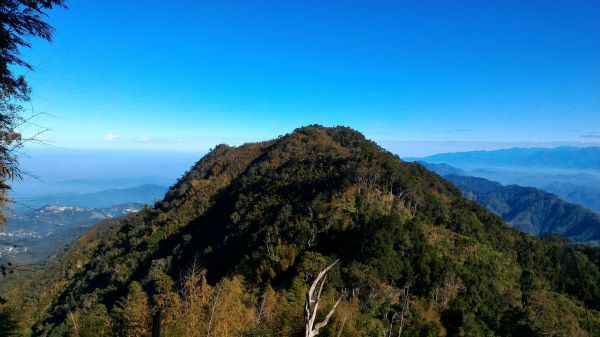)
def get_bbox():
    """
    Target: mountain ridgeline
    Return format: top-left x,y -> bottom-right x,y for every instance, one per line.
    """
418,146 -> 600,170
9,126 -> 600,336
413,147 -> 600,213
445,174 -> 600,245
418,161 -> 600,245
